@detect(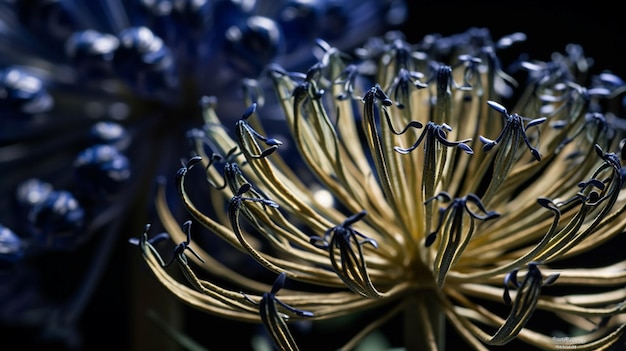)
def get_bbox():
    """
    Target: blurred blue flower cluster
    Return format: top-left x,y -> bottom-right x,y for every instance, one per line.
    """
0,0 -> 406,348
